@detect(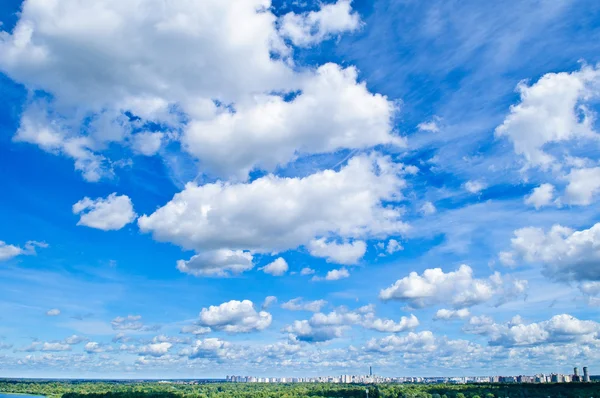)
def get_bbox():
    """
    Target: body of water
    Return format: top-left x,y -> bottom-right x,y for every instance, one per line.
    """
0,394 -> 45,398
